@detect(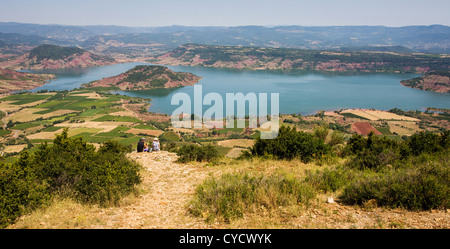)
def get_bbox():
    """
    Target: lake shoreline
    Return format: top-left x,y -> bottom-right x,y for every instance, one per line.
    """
20,62 -> 449,117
